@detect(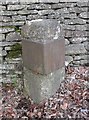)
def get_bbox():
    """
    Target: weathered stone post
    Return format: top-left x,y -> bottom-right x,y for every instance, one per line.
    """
22,19 -> 65,103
